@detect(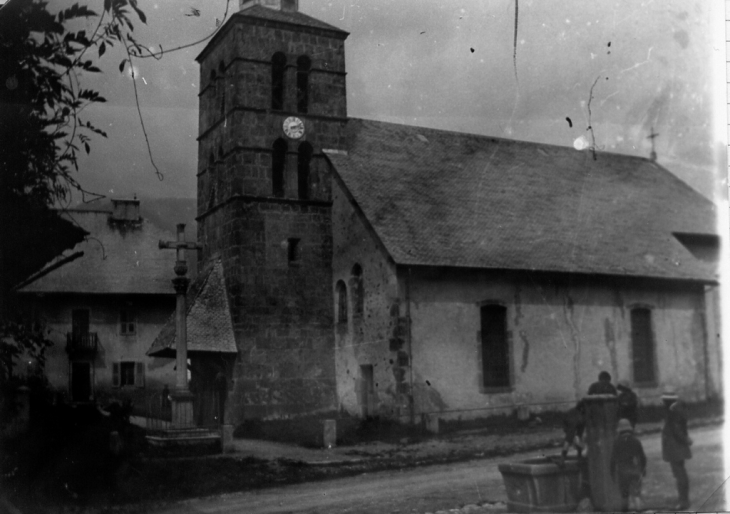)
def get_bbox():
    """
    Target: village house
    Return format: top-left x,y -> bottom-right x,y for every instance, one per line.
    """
17,199 -> 179,405
149,0 -> 721,427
